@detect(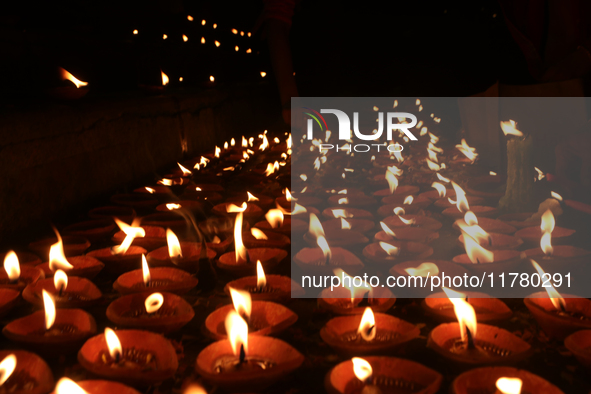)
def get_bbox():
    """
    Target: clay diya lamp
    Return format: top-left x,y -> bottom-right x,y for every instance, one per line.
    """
457,233 -> 523,250
114,258 -> 198,295
465,174 -> 506,202
88,206 -> 136,223
322,207 -> 374,221
318,284 -> 396,315
133,185 -> 177,203
196,313 -> 304,392
63,219 -> 116,242
1,251 -> 44,291
213,202 -> 263,222
564,330 -> 591,371
524,286 -> 591,340
242,228 -> 290,249
23,270 -> 102,308
36,255 -> 104,280
453,216 -> 516,234
322,218 -> 375,234
328,194 -> 377,208
428,292 -> 531,365
375,221 -> 439,244
0,350 -> 54,394
217,213 -> 287,276
3,291 -> 96,354
52,378 -> 141,394
205,288 -> 297,339
452,238 -> 522,275
422,291 -> 512,323
225,261 -> 304,303
389,260 -> 469,298
147,230 -> 216,272
0,288 -> 20,317
110,193 -> 159,212
514,216 -> 575,248
78,328 -> 178,386
106,291 -> 194,333
320,307 -> 420,356
112,225 -> 166,252
363,240 -> 433,267
14,252 -> 42,266
382,214 -> 442,231
29,235 -> 90,258
325,356 -> 442,394
497,212 -> 538,229
452,366 -> 564,394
